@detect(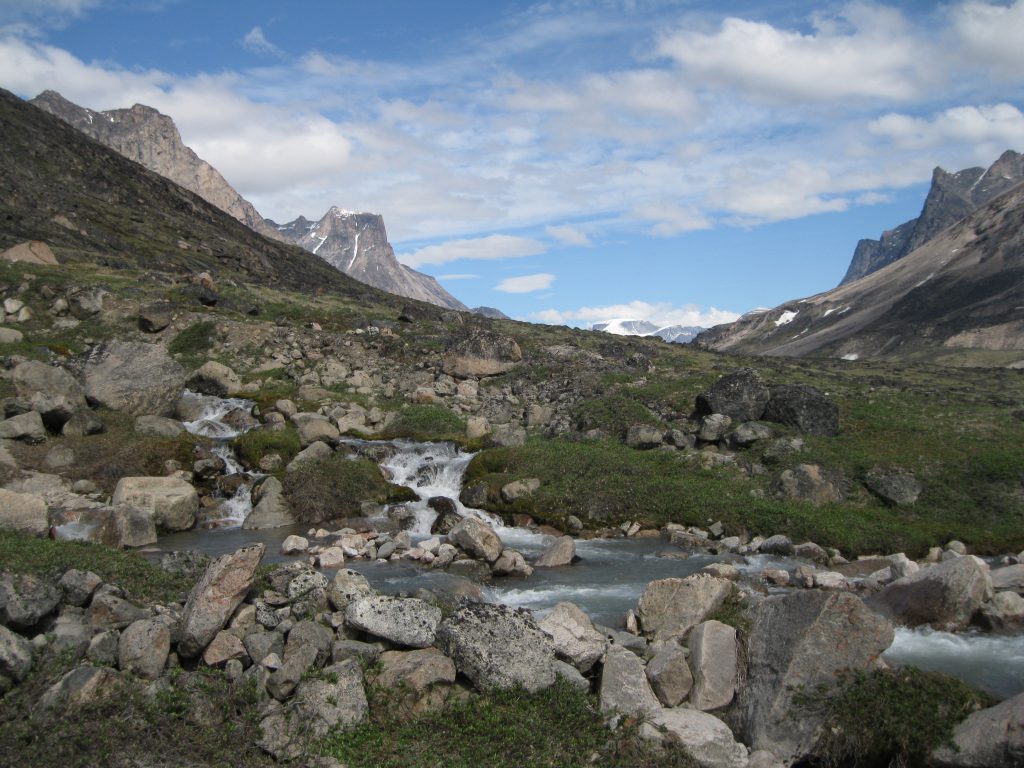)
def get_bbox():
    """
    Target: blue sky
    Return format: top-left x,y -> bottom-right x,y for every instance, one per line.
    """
2,1 -> 1023,326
